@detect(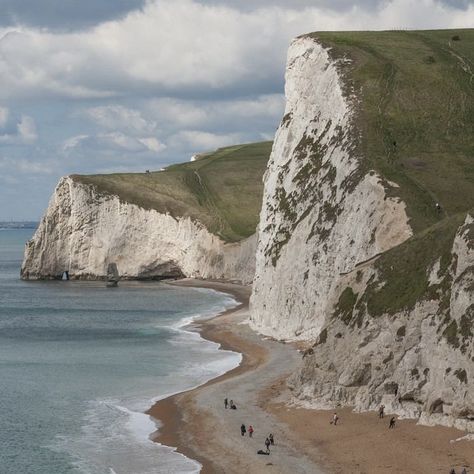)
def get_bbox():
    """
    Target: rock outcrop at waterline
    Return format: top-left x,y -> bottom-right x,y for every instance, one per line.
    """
21,176 -> 257,283
250,30 -> 474,431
